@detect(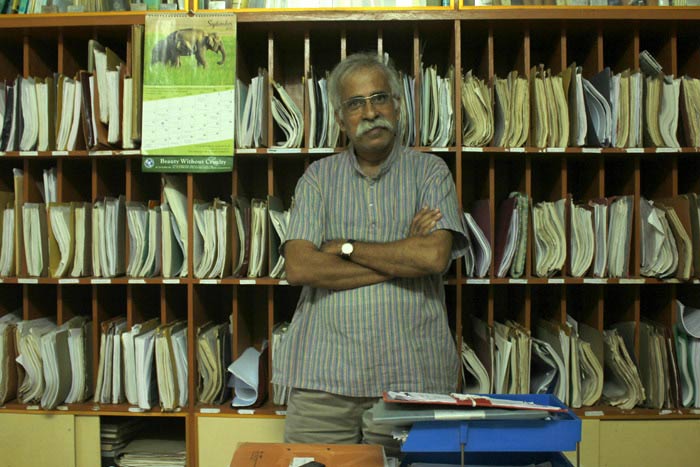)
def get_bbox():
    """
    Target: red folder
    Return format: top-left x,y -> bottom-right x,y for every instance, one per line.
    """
383,391 -> 568,413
